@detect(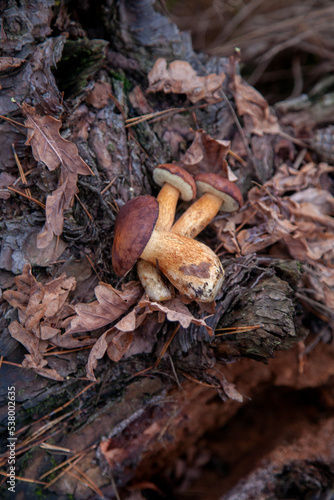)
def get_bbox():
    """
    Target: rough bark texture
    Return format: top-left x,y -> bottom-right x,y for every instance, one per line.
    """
0,1 -> 333,499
